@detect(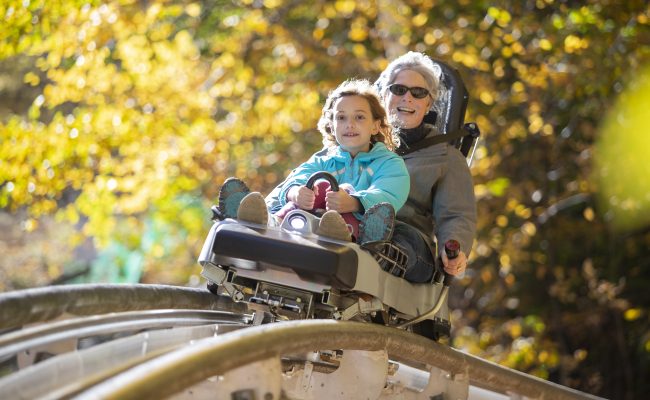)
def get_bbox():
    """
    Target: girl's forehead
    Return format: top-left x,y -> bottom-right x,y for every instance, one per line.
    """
333,95 -> 371,111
